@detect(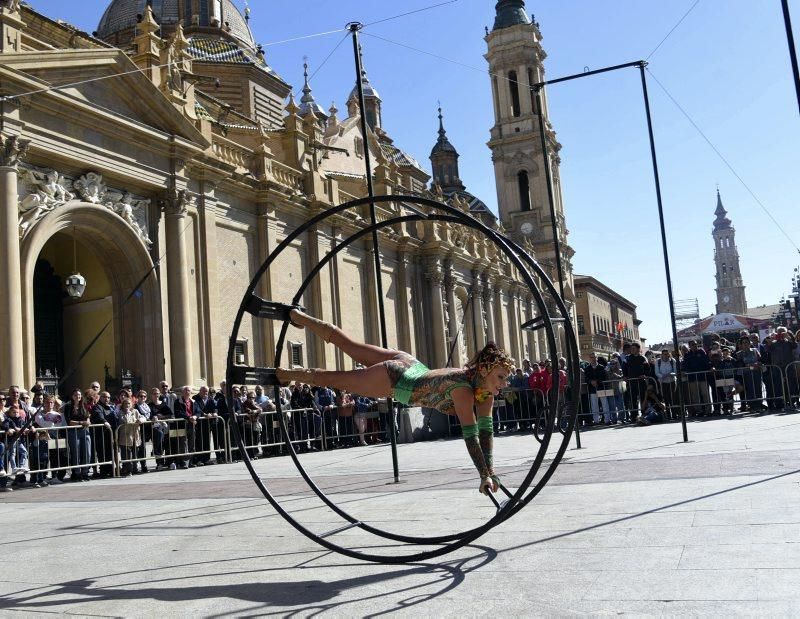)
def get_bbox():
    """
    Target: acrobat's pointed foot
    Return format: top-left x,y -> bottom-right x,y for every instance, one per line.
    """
245,295 -> 305,328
